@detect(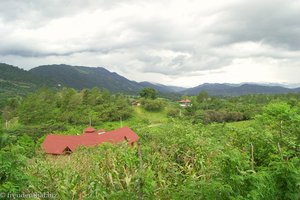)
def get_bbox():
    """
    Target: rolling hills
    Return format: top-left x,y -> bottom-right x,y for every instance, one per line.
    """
30,64 -> 143,94
1,63 -> 300,97
0,63 -> 56,107
182,83 -> 299,96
